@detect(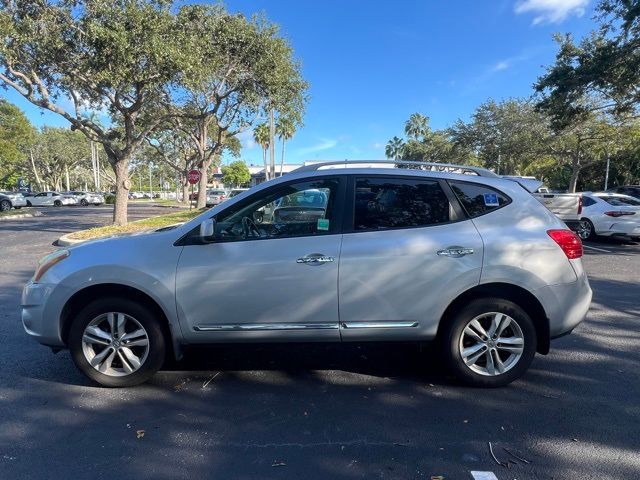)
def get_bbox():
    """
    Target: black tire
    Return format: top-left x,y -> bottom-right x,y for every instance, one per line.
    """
14,206 -> 22,209
68,297 -> 166,387
26,200 -> 32,207
442,297 -> 537,387
577,218 -> 596,241
80,198 -> 88,206
53,200 -> 62,207
0,199 -> 11,211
